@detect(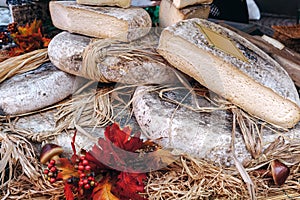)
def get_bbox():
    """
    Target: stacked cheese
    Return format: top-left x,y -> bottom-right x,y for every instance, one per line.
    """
48,0 -> 180,85
159,0 -> 213,27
